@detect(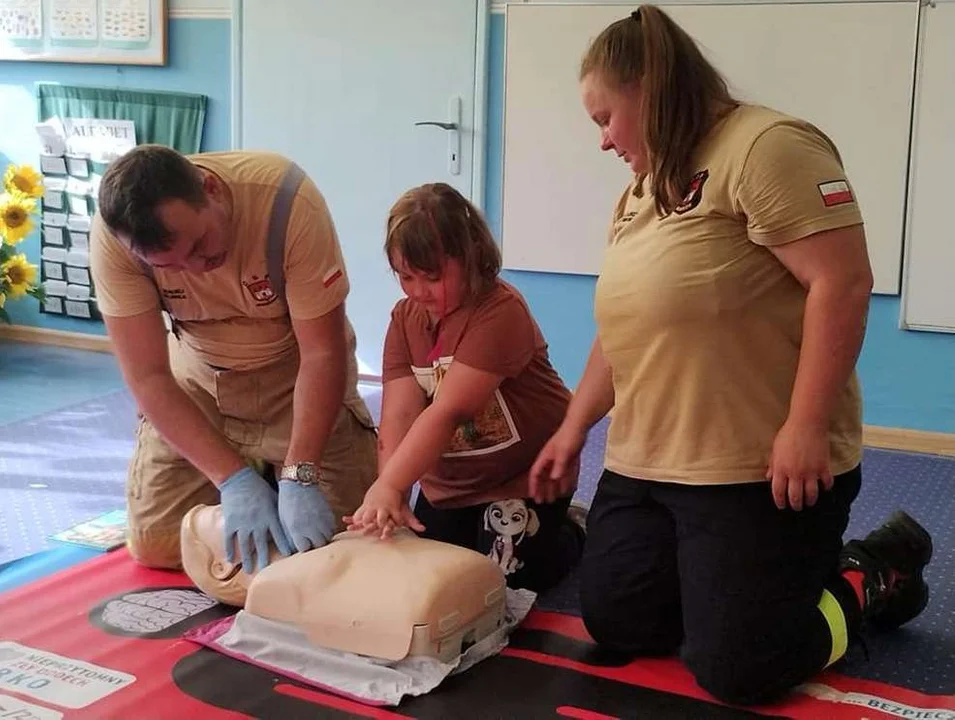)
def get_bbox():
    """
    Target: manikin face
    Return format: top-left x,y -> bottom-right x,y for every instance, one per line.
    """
392,254 -> 467,318
580,72 -> 648,175
126,171 -> 232,273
